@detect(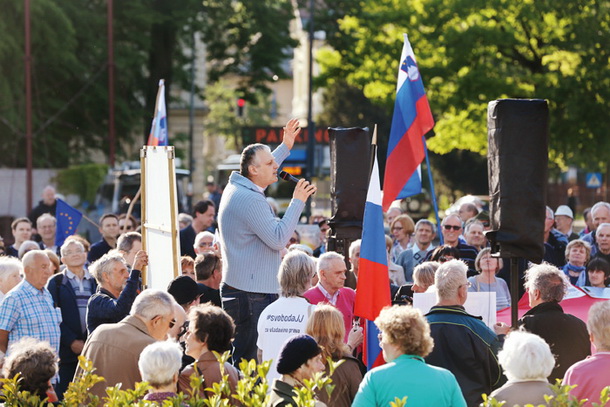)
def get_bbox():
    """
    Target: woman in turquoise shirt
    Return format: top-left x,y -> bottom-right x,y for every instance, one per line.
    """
352,305 -> 466,407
